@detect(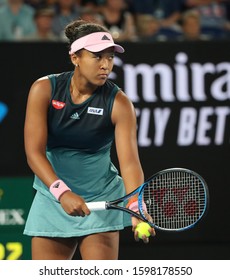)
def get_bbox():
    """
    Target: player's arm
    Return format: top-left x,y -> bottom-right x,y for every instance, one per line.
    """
24,77 -> 89,216
24,77 -> 58,186
111,90 -> 144,196
112,90 -> 155,241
